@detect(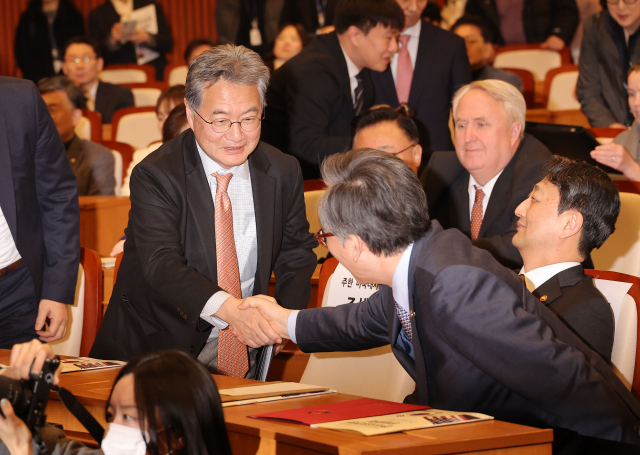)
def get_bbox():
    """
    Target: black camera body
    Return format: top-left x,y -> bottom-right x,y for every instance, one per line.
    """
0,357 -> 60,433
